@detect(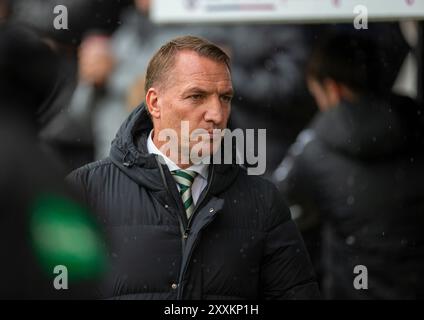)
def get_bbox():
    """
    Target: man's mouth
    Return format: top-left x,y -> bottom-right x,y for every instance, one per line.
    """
188,128 -> 224,142
207,129 -> 224,139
